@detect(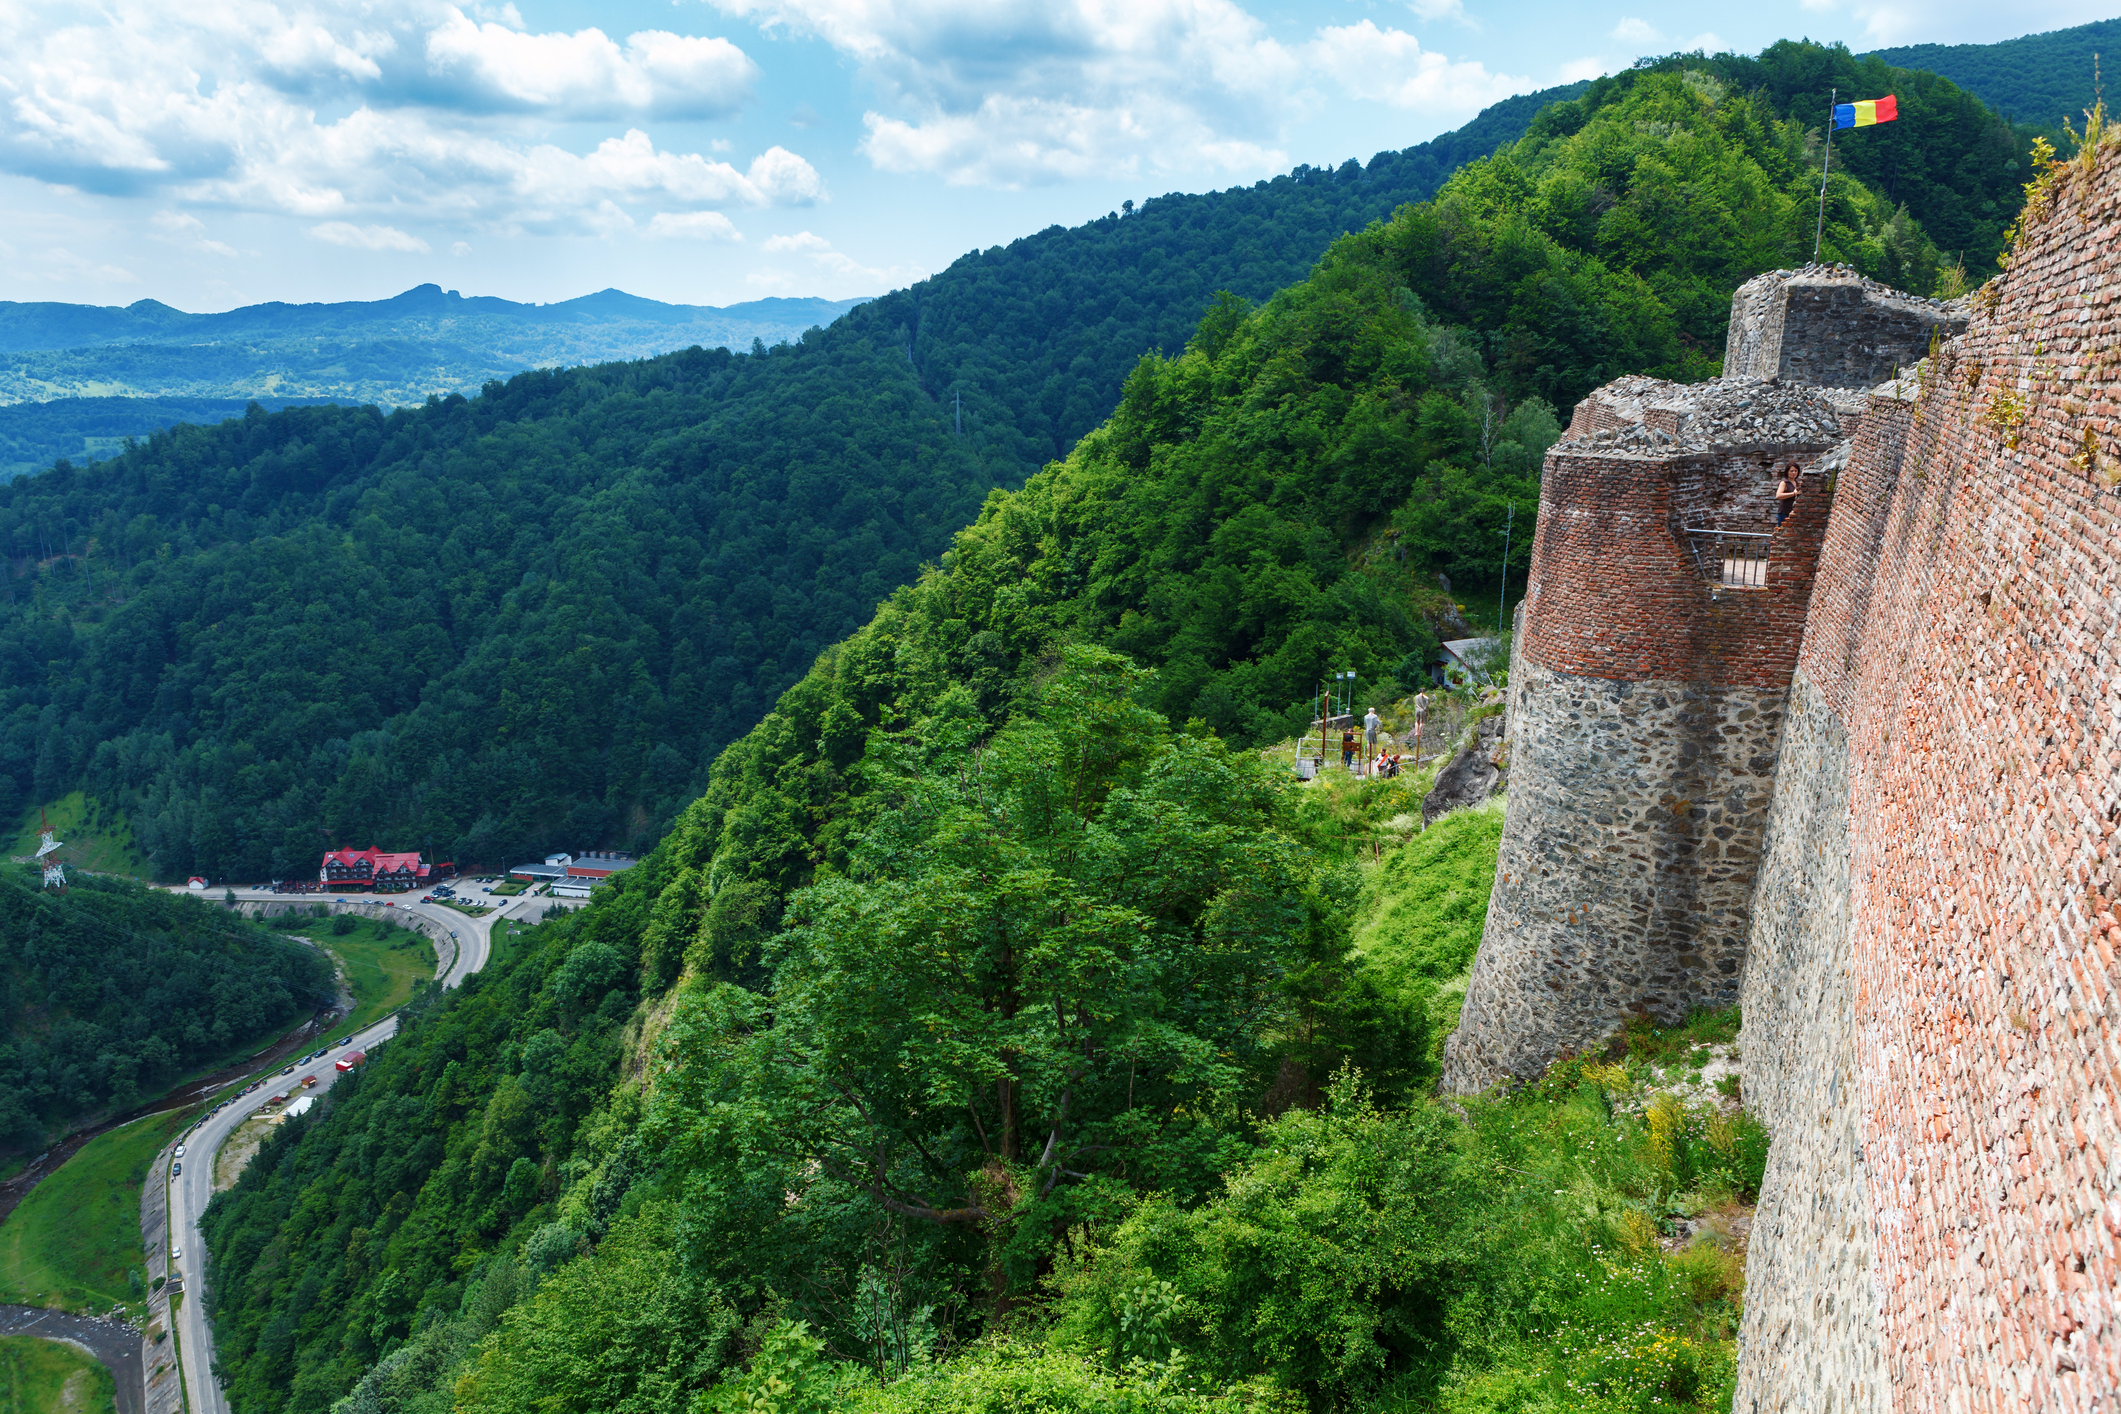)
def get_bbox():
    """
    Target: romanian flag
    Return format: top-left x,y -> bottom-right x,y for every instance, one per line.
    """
1833,95 -> 1898,129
